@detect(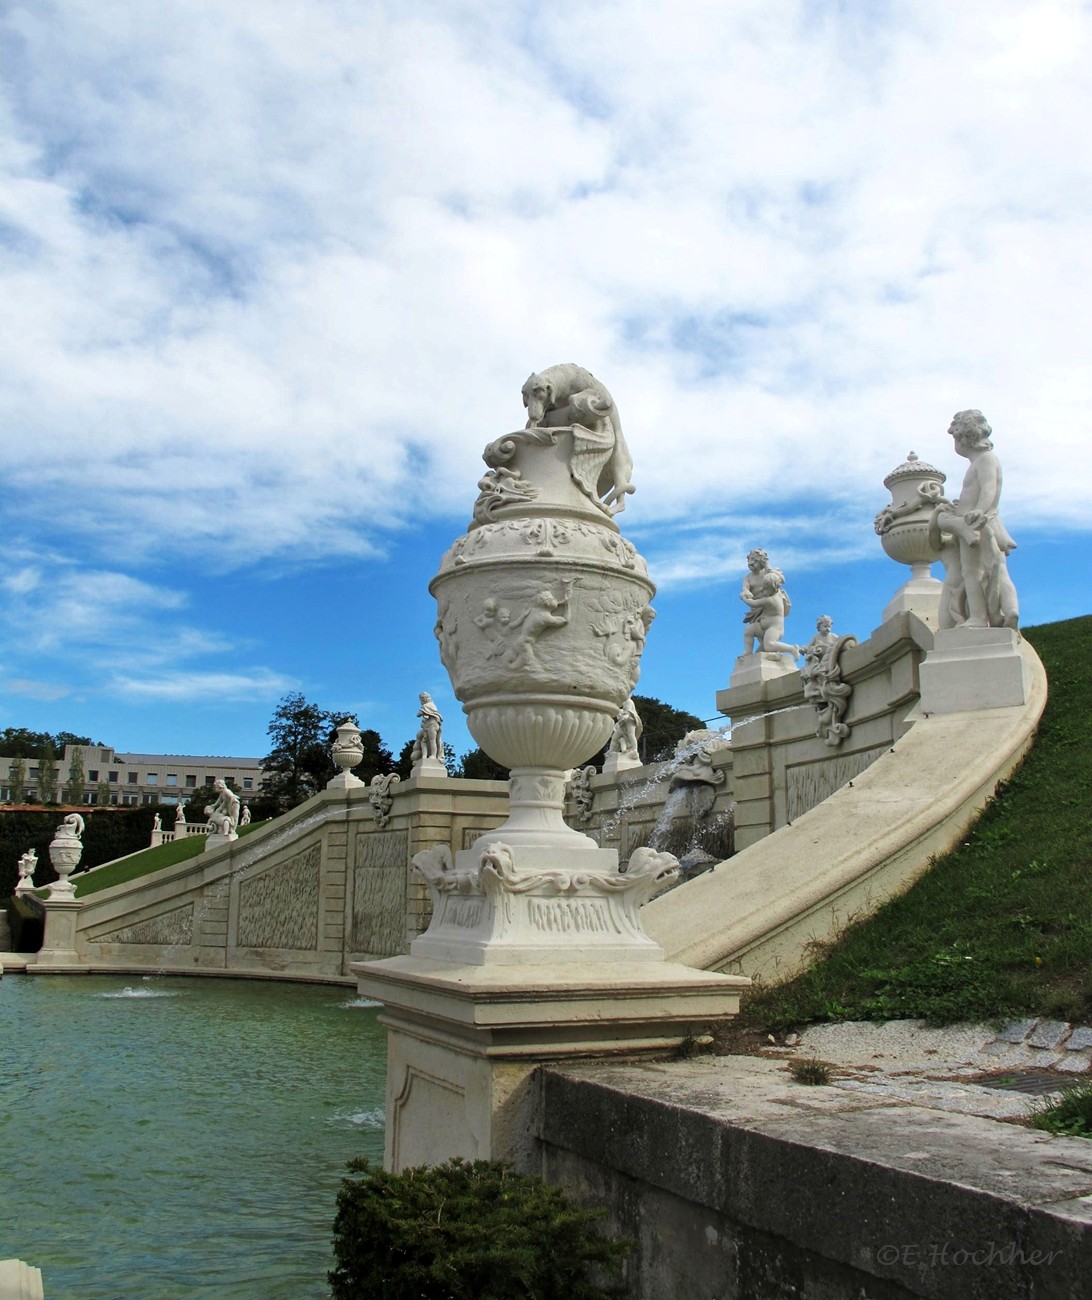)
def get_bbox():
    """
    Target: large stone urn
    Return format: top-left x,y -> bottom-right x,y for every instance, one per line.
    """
352,368 -> 748,1173
874,451 -> 947,626
47,814 -> 85,900
422,396 -> 673,963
